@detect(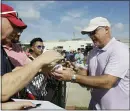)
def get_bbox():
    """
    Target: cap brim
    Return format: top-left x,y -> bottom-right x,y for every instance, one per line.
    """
81,25 -> 98,35
8,16 -> 27,29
